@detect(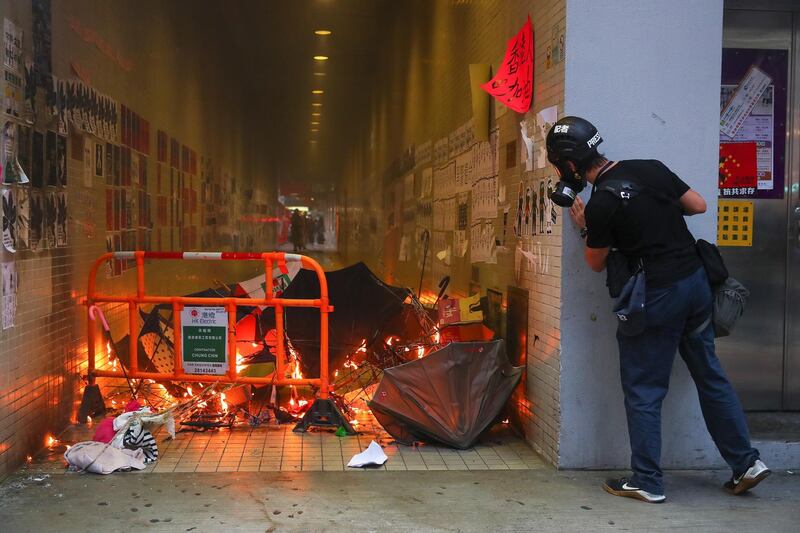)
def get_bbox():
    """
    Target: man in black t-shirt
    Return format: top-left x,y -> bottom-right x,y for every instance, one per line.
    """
546,116 -> 769,504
